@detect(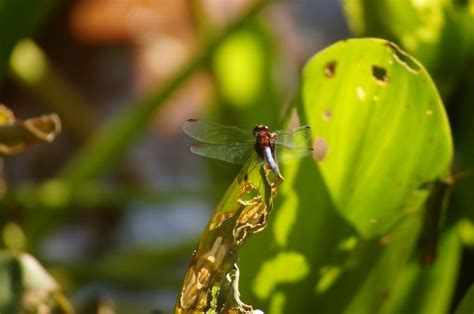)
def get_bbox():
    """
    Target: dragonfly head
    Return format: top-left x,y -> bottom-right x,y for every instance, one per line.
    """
253,125 -> 270,137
